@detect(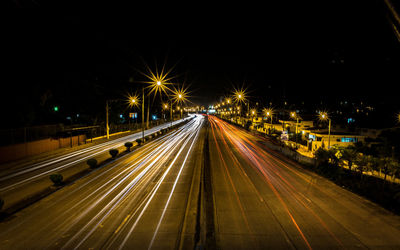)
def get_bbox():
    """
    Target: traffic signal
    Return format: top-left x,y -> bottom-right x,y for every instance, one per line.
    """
53,106 -> 59,112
